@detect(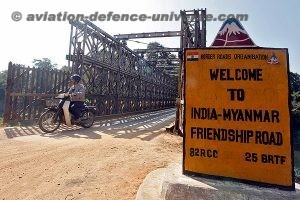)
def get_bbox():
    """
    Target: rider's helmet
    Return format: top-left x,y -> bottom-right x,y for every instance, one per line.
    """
71,74 -> 81,83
